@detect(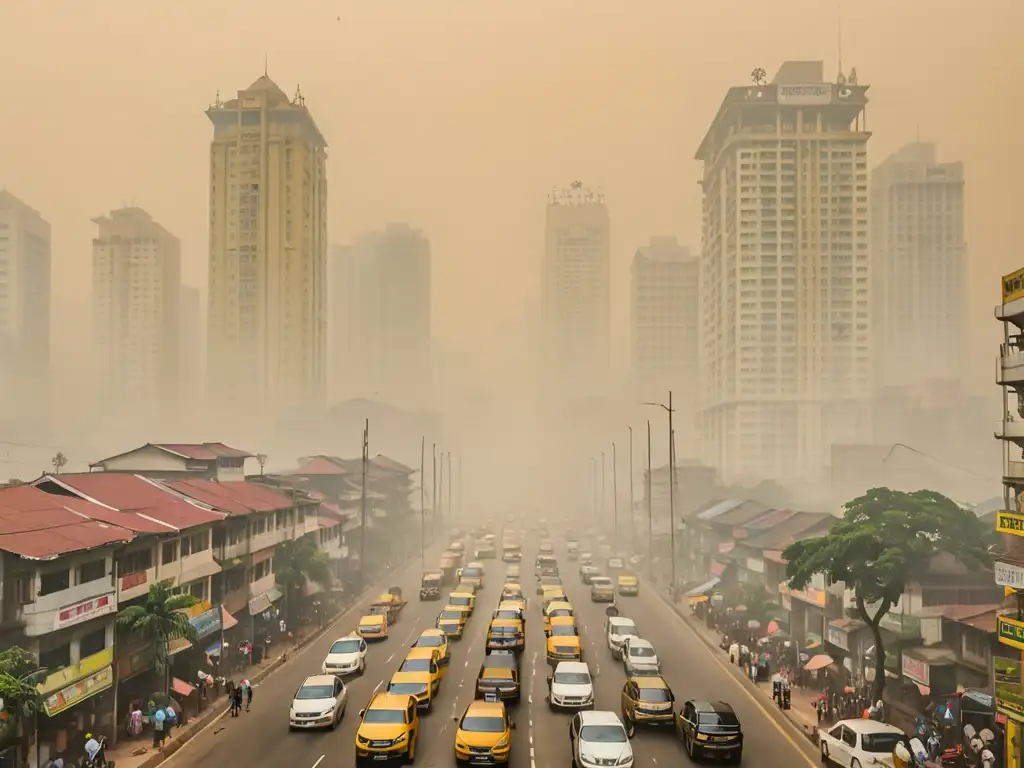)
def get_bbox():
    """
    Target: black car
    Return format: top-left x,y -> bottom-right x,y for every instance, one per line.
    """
675,700 -> 742,764
420,571 -> 442,600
